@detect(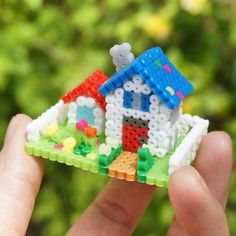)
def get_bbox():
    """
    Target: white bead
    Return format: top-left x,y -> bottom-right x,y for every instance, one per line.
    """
114,132 -> 121,140
156,148 -> 168,158
178,125 -> 189,135
86,97 -> 96,108
156,131 -> 167,141
160,104 -> 172,115
149,104 -> 159,114
123,81 -> 133,91
157,138 -> 170,149
94,126 -> 102,135
142,84 -> 151,94
95,118 -> 104,126
110,43 -> 134,72
28,133 -> 39,142
133,83 -> 142,93
105,94 -> 115,104
27,123 -> 38,133
131,110 -> 140,119
68,111 -> 76,119
99,144 -> 112,156
106,120 -> 115,129
69,102 -> 77,111
156,114 -> 169,123
106,104 -> 116,113
106,137 -> 119,149
76,96 -> 86,106
119,42 -> 132,53
123,109 -> 132,117
190,115 -> 201,127
115,97 -> 123,106
148,146 -> 156,156
159,121 -> 171,132
105,130 -> 113,137
124,53 -> 134,64
148,138 -> 158,147
148,130 -> 158,138
110,45 -> 119,56
148,120 -> 158,130
93,108 -> 103,118
115,115 -> 123,123
139,112 -> 151,120
150,95 -> 160,104
115,88 -> 124,97
132,75 -> 143,84
105,112 -> 114,120
181,114 -> 192,126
